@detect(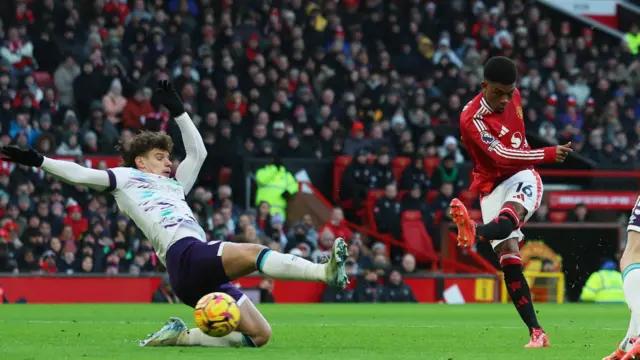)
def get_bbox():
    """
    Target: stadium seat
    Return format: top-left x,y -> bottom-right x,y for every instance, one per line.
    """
427,190 -> 439,204
218,167 -> 231,185
364,189 -> 385,229
391,157 -> 411,182
433,210 -> 443,225
400,210 -> 437,265
549,211 -> 567,223
397,190 -> 408,201
459,190 -> 477,207
333,156 -> 352,202
33,71 -> 52,87
423,156 -> 440,177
